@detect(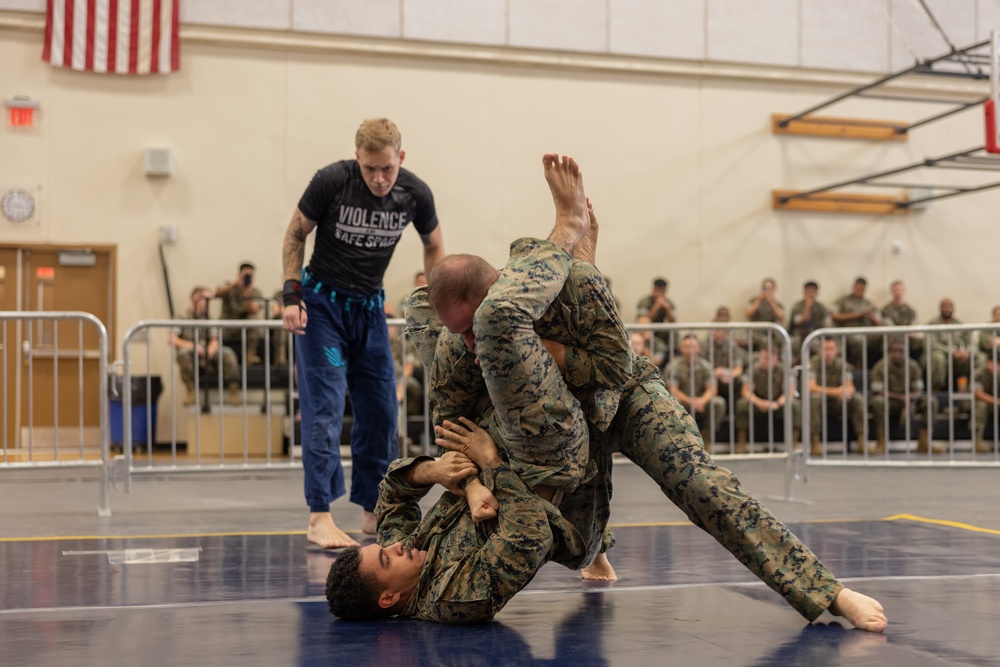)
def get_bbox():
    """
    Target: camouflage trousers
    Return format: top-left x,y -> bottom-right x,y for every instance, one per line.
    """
473,238 -> 591,493
597,369 -> 843,621
176,346 -> 240,389
870,395 -> 937,432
